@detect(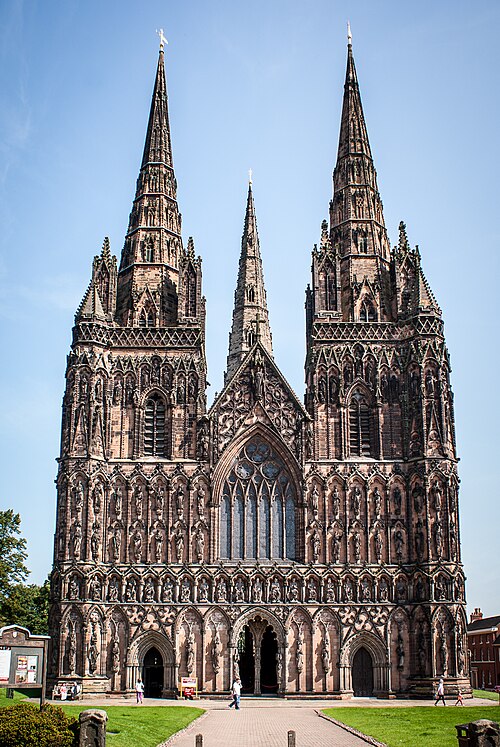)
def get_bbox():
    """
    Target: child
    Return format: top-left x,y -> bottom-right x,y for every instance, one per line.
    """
454,688 -> 463,706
